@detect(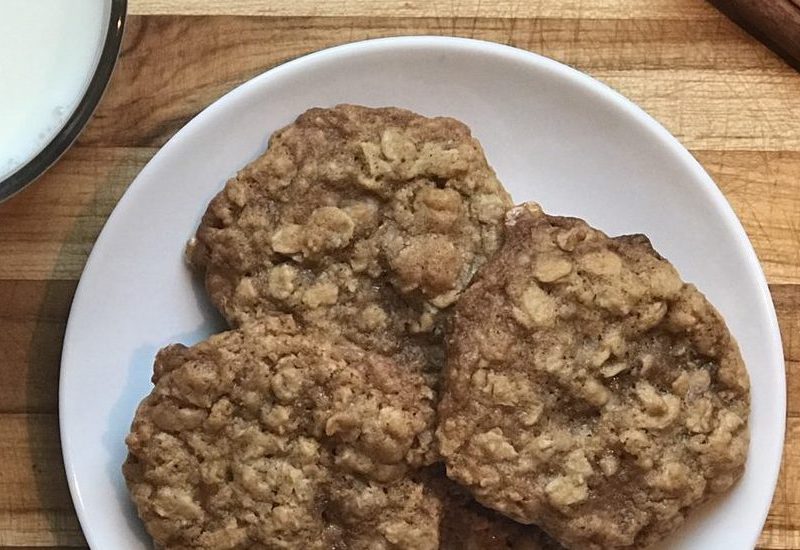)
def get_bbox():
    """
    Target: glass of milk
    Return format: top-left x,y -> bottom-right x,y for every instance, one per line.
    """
0,0 -> 126,201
